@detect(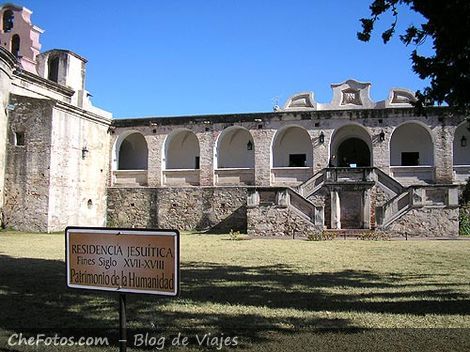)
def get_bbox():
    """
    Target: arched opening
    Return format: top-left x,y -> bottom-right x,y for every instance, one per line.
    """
111,132 -> 148,186
164,129 -> 200,169
3,10 -> 14,32
337,138 -> 371,167
272,126 -> 312,167
271,126 -> 313,185
163,129 -> 200,186
216,127 -> 254,168
215,126 -> 255,185
330,124 -> 372,167
453,122 -> 470,182
118,133 -> 148,170
48,56 -> 59,83
390,122 -> 434,184
390,123 -> 433,166
11,34 -> 20,58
